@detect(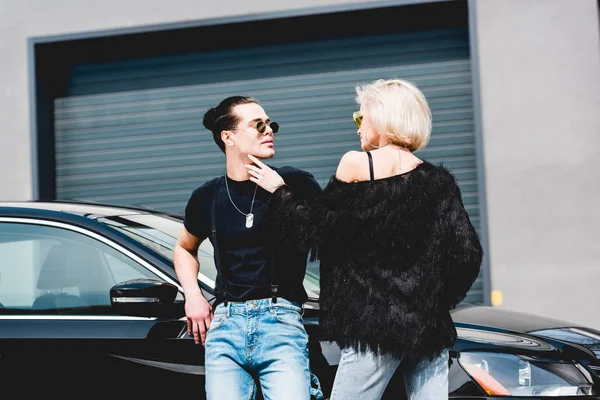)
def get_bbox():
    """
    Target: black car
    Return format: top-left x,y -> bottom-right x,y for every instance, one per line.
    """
0,200 -> 598,399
